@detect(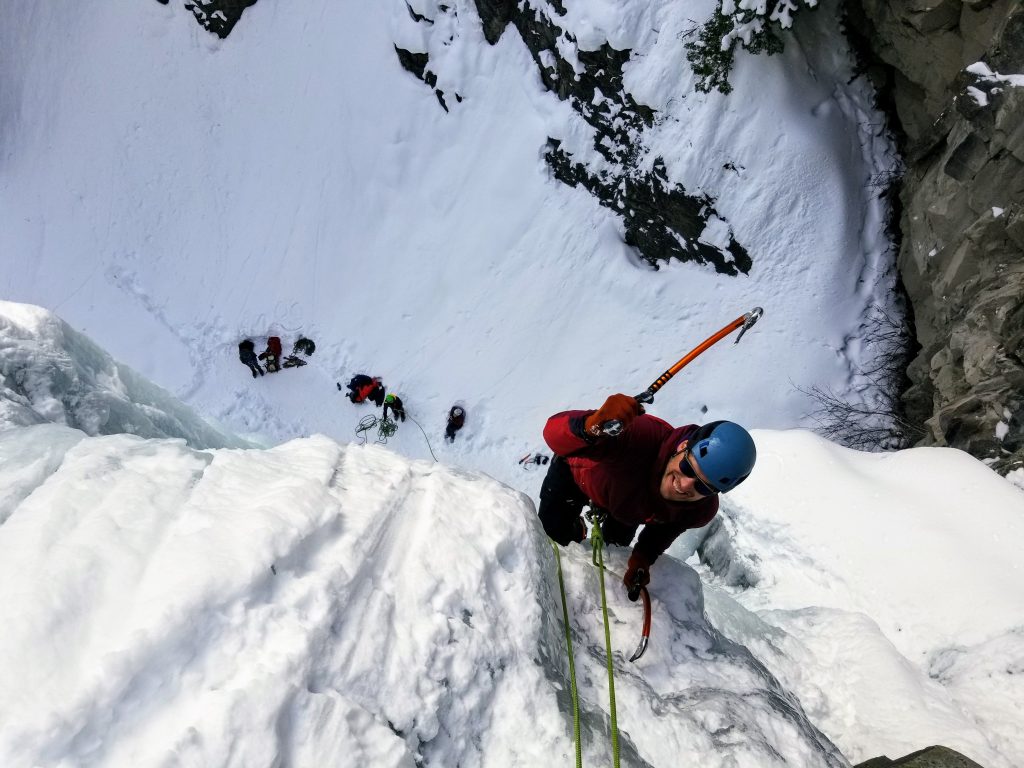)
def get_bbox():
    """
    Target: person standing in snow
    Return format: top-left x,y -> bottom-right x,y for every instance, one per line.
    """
382,393 -> 406,422
445,406 -> 465,442
539,394 -> 756,598
237,339 -> 264,378
258,336 -> 283,373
